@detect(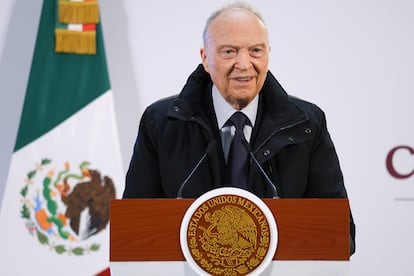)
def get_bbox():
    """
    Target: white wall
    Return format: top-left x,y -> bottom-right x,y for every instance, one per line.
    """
1,0 -> 414,275
0,0 -> 13,204
0,0 -> 41,206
